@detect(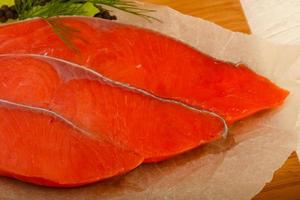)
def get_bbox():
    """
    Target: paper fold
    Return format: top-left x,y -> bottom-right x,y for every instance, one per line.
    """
240,0 -> 300,157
